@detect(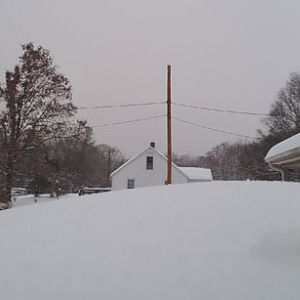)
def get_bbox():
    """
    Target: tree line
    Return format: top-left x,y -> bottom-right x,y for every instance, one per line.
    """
174,72 -> 300,181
